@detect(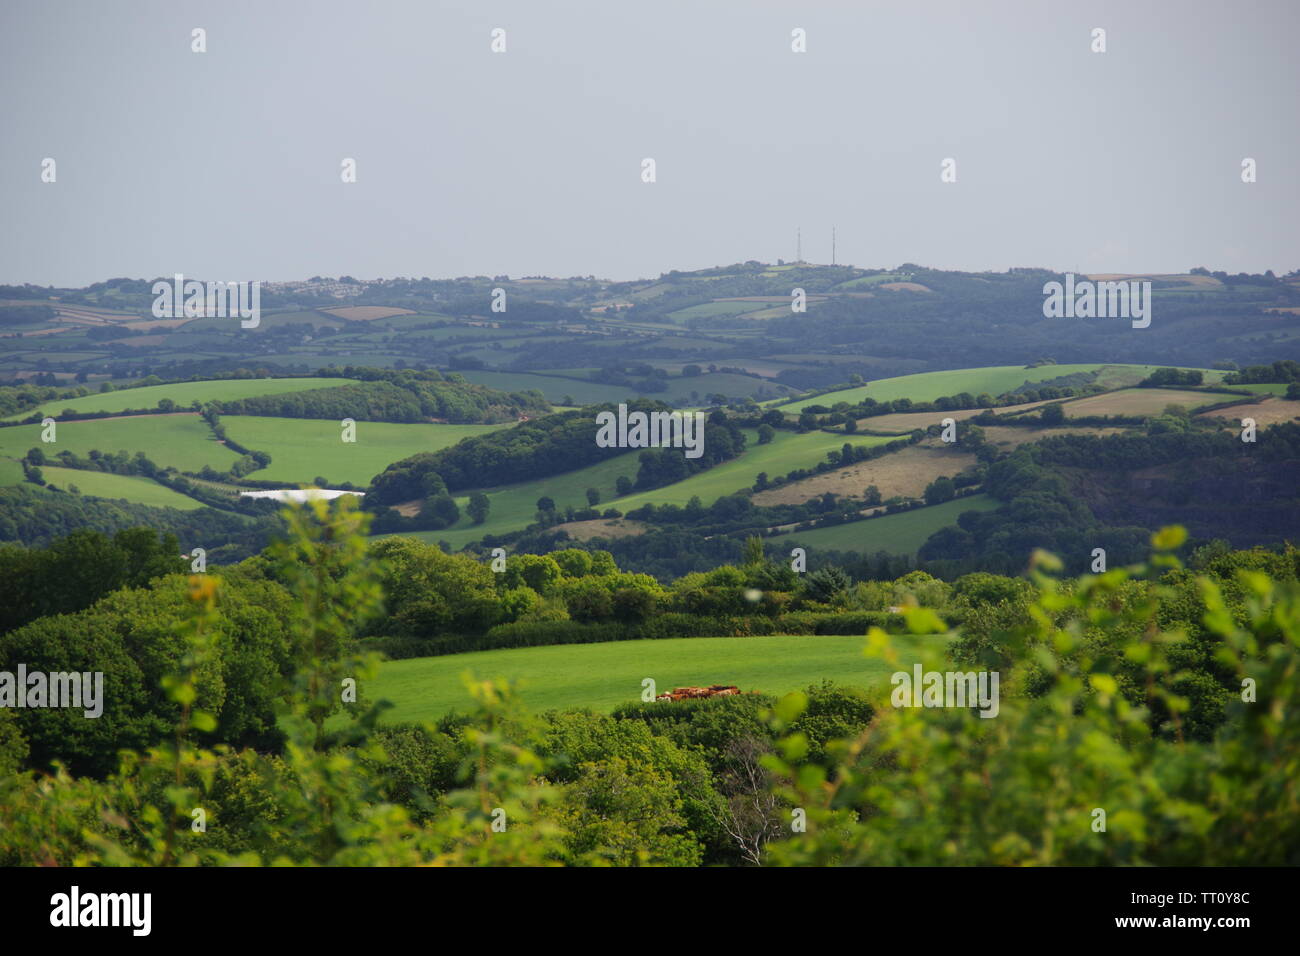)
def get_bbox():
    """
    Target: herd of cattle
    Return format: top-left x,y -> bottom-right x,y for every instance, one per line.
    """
655,685 -> 742,702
